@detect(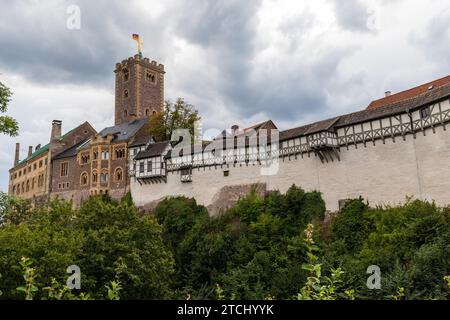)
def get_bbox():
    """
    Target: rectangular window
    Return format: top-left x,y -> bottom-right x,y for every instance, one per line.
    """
420,107 -> 431,119
139,162 -> 144,173
180,167 -> 192,183
100,173 -> 109,184
147,160 -> 153,172
39,160 -> 43,168
101,151 -> 109,160
224,170 -> 230,177
60,162 -> 68,177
